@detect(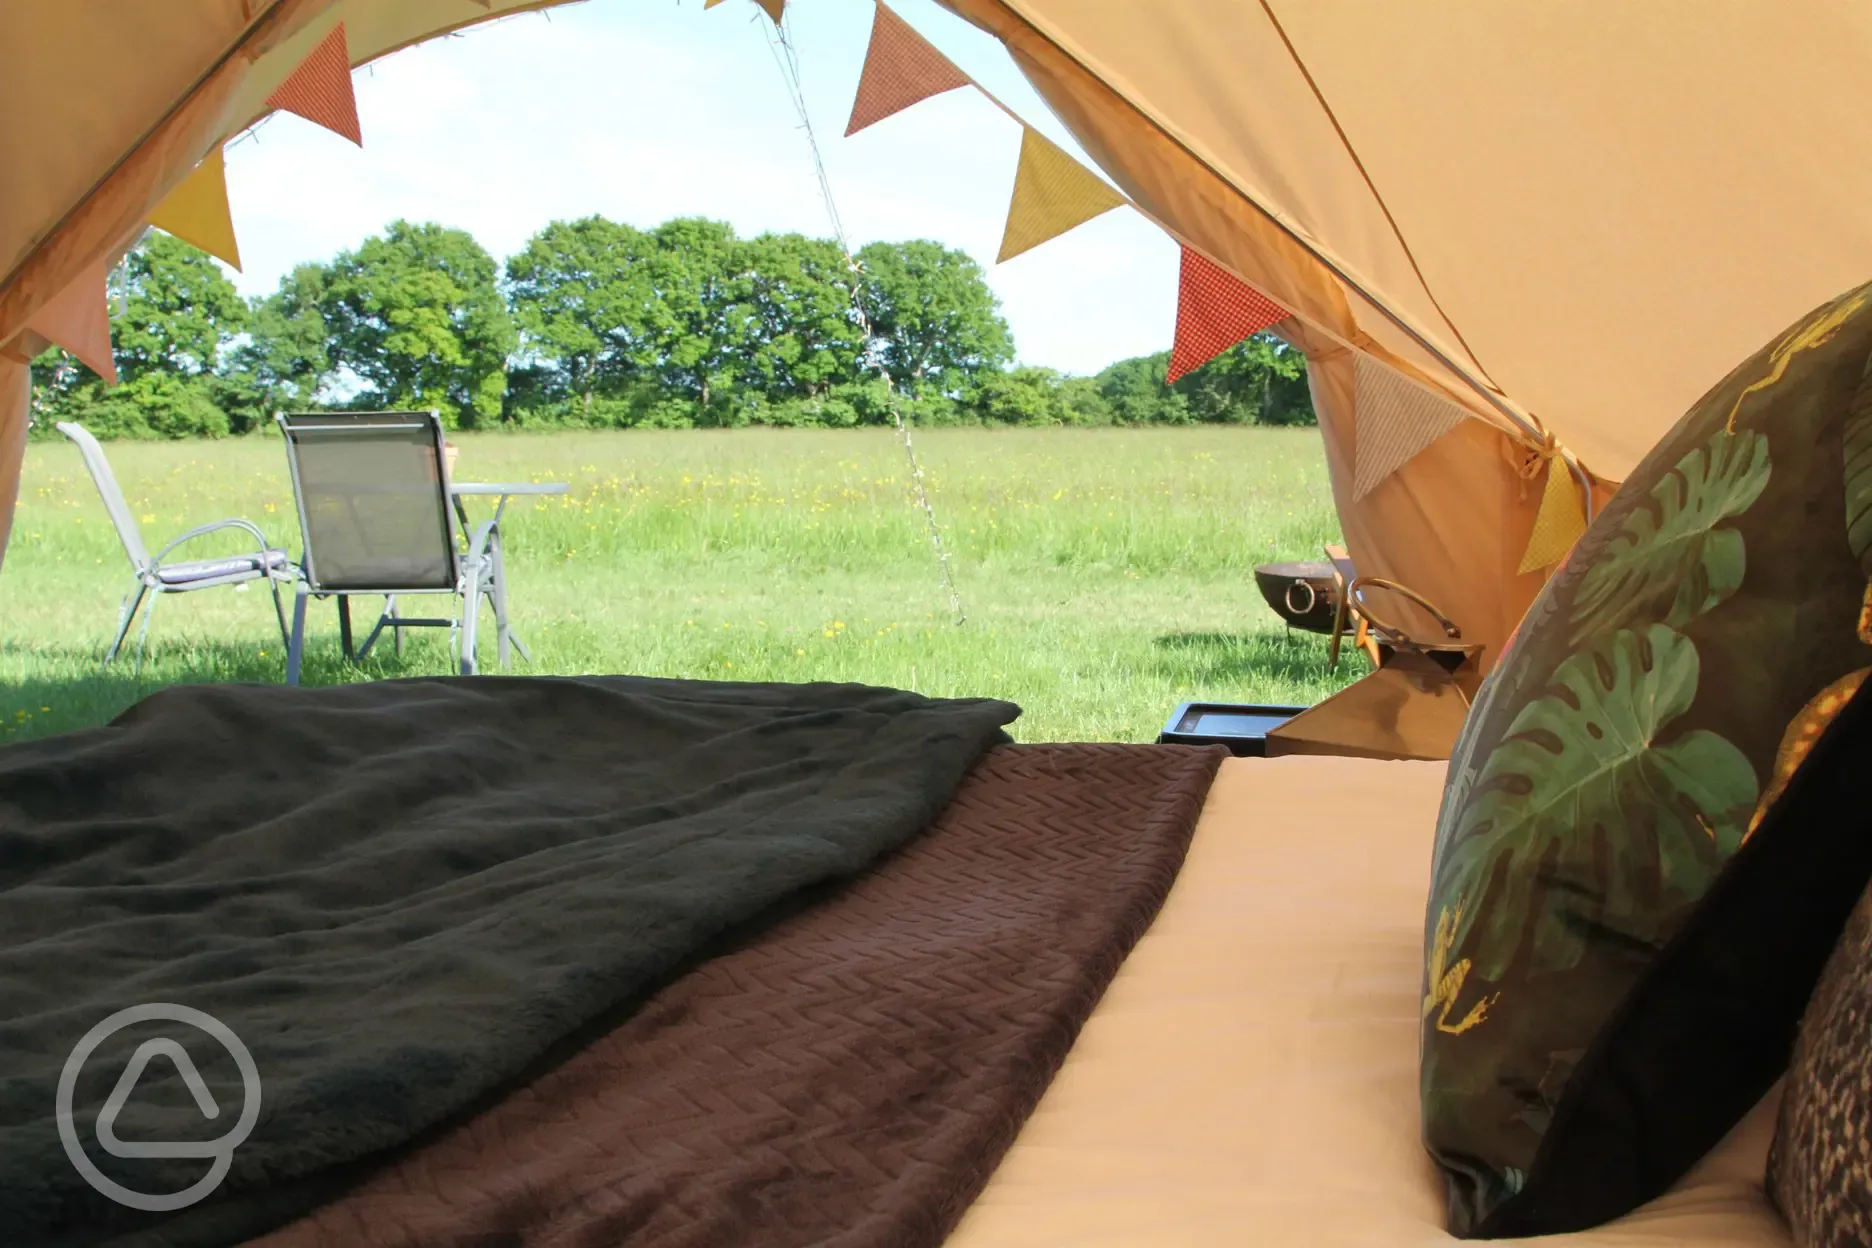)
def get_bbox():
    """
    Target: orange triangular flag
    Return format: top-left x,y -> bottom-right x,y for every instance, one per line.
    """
148,146 -> 241,270
266,22 -> 361,146
1518,456 -> 1588,573
25,261 -> 117,385
1165,247 -> 1290,383
845,2 -> 971,137
705,0 -> 783,22
998,126 -> 1126,263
